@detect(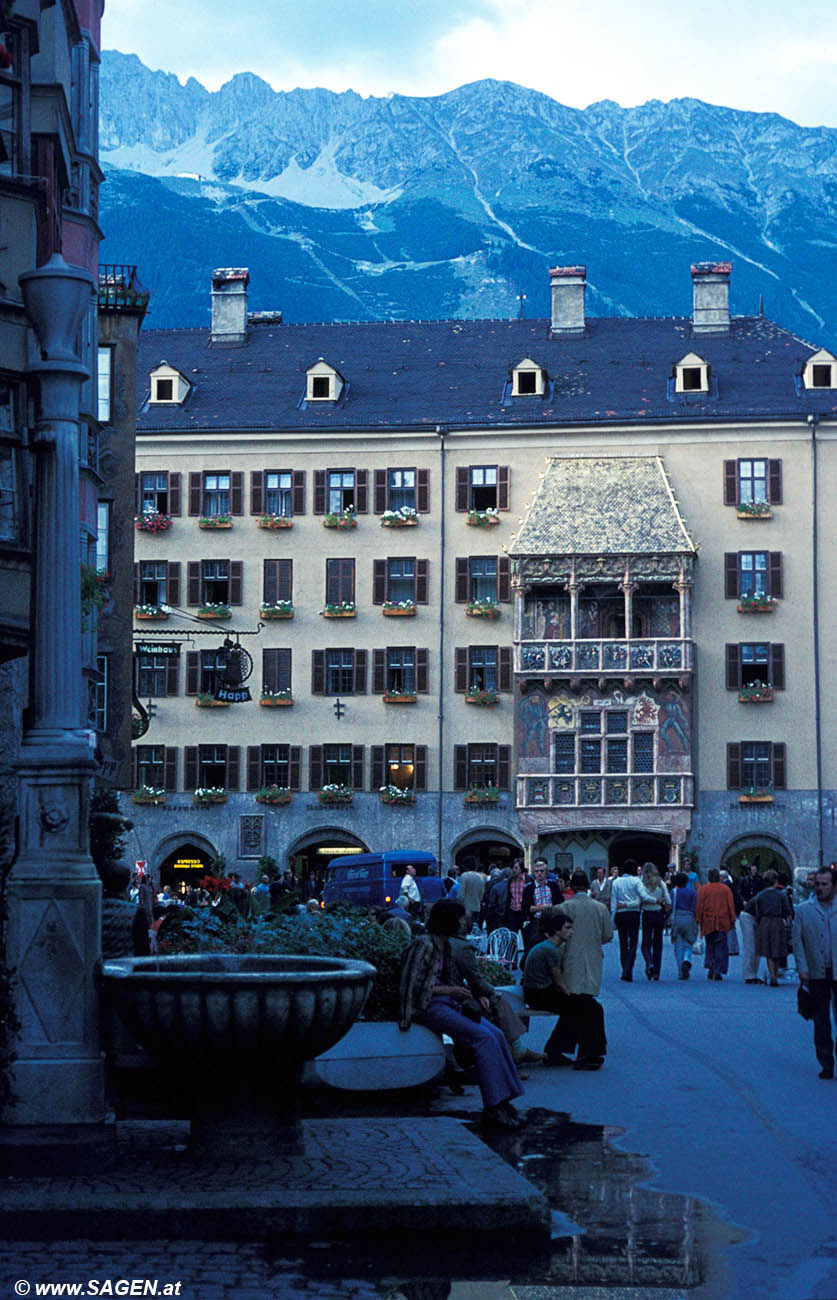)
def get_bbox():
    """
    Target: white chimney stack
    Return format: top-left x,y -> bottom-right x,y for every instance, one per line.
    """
550,265 -> 586,335
211,267 -> 250,344
691,261 -> 731,334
